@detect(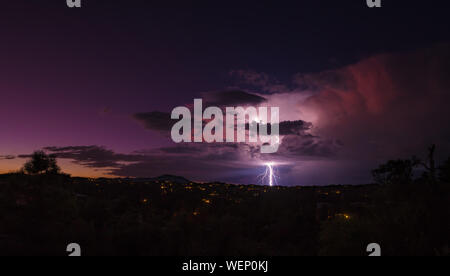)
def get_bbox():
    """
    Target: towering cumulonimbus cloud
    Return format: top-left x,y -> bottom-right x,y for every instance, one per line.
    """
255,44 -> 450,160
233,43 -> 450,184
